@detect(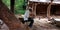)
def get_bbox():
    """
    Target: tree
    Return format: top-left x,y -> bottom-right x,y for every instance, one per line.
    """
2,0 -> 10,9
0,0 -> 25,30
14,0 -> 25,14
10,0 -> 15,13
